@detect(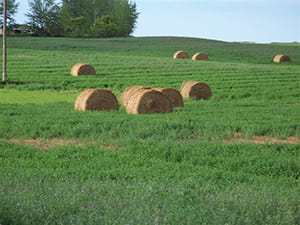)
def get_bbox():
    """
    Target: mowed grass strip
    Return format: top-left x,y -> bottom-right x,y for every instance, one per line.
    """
0,89 -> 76,104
